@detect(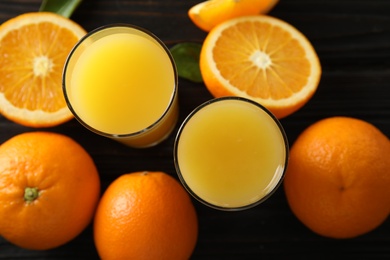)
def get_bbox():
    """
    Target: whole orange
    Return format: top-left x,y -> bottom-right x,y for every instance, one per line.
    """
0,132 -> 100,250
93,171 -> 198,260
284,117 -> 390,239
